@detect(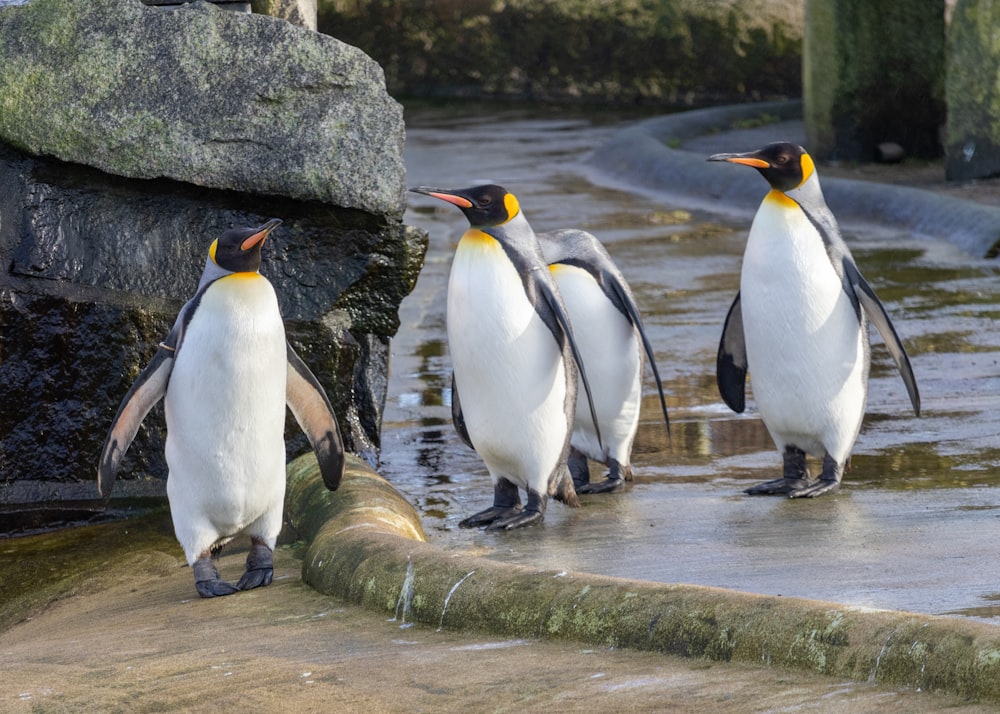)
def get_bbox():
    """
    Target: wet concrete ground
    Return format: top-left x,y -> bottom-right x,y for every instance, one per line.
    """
391,103 -> 1000,622
2,513 -> 994,712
